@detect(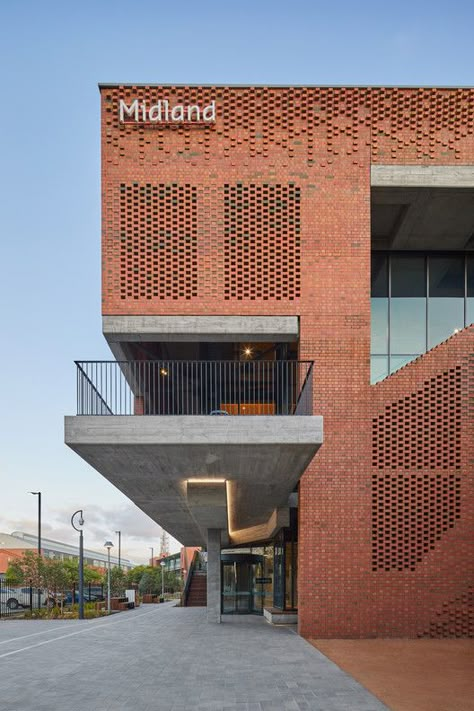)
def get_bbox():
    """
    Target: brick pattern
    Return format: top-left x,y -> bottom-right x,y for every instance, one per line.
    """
103,86 -> 474,164
223,184 -> 301,300
119,183 -> 198,300
101,85 -> 474,639
424,587 -> 474,638
298,328 -> 473,639
372,473 -> 461,571
372,367 -> 462,470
